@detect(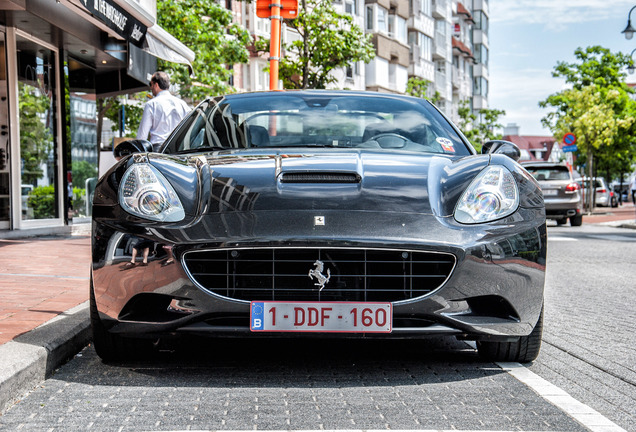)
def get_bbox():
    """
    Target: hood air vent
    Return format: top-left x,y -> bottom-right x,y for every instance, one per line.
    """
280,172 -> 361,184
